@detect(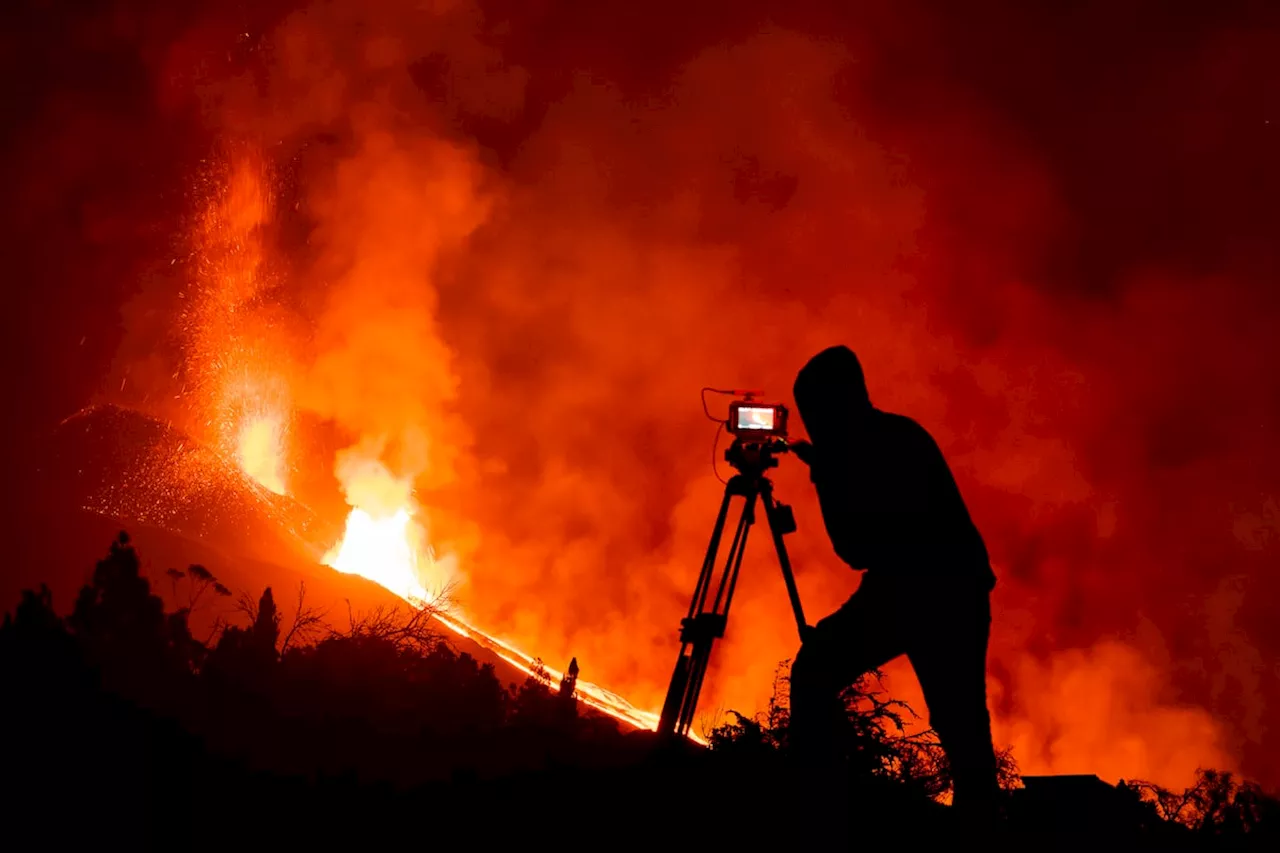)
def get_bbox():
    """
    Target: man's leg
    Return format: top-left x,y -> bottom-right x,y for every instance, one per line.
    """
788,581 -> 905,843
789,580 -> 904,769
907,589 -> 1000,824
